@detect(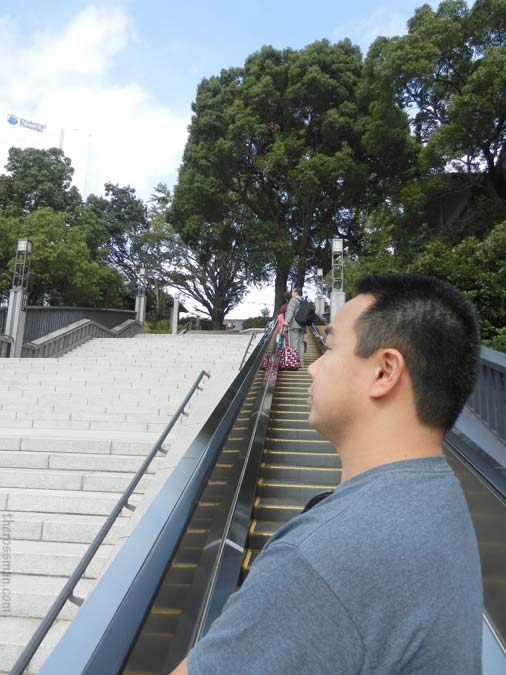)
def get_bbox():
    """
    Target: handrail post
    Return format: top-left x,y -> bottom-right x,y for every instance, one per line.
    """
238,332 -> 257,370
